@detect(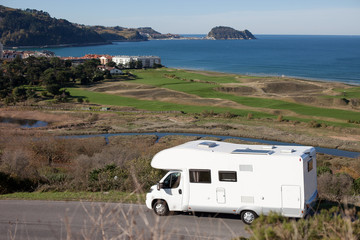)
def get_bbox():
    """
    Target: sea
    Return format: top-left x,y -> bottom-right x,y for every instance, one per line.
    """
38,35 -> 360,85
